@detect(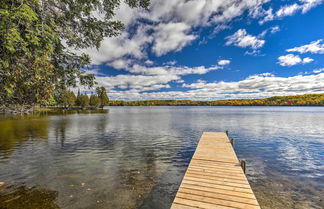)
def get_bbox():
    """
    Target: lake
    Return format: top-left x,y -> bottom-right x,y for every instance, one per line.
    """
0,107 -> 323,209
